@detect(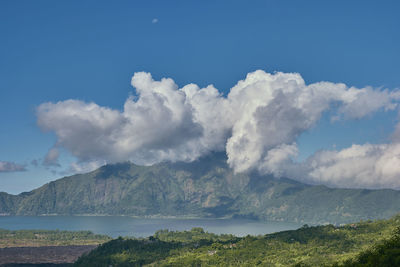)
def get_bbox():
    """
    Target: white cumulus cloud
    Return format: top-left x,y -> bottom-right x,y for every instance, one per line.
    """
36,70 -> 400,189
37,72 -> 230,166
297,142 -> 400,189
225,71 -> 396,173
